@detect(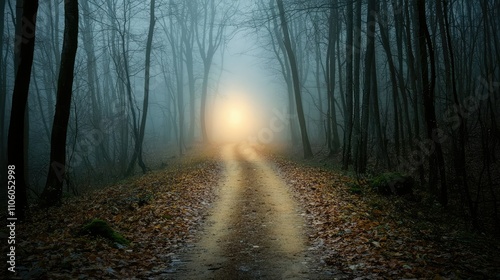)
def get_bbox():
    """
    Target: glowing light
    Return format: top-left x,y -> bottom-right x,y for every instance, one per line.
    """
228,109 -> 242,126
209,90 -> 260,143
